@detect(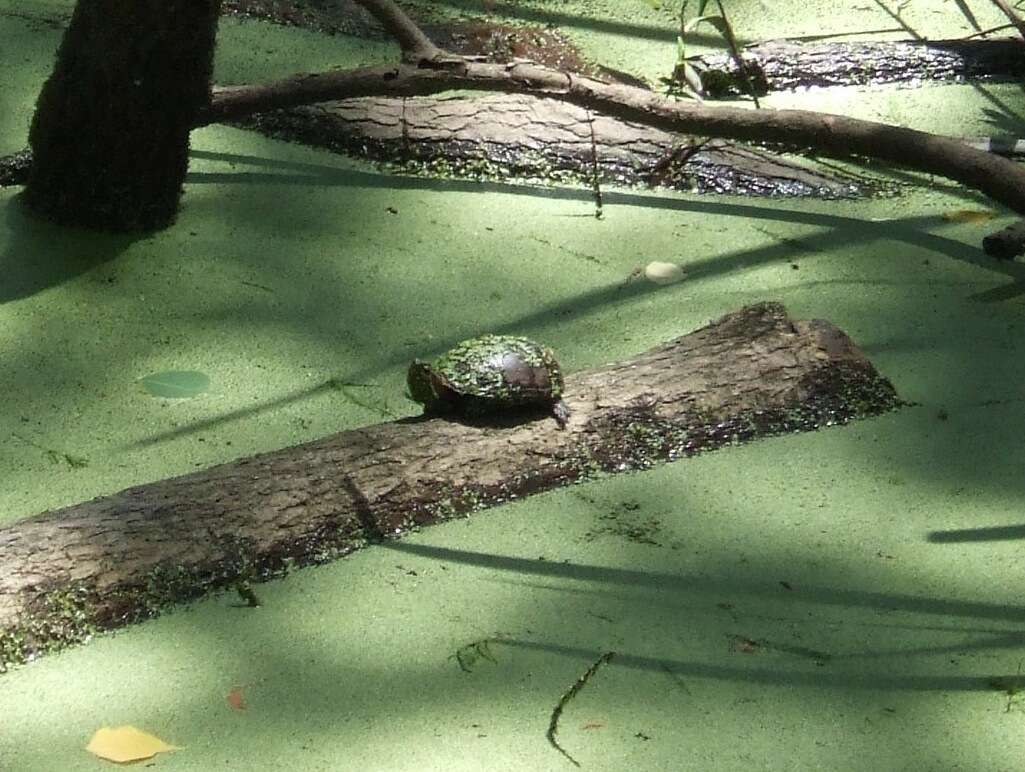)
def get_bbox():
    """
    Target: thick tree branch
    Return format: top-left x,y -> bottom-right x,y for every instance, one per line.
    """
351,0 -> 441,61
199,58 -> 1025,216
